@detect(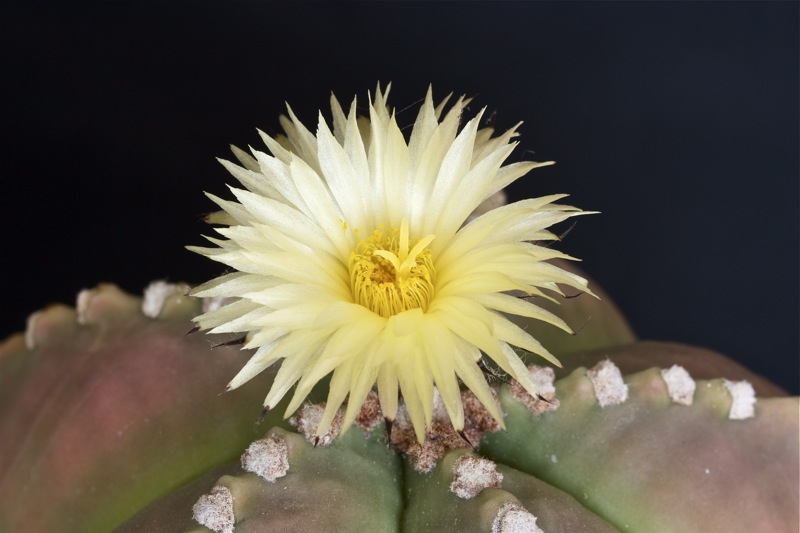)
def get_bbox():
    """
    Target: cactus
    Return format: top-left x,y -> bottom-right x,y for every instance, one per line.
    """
0,277 -> 796,532
1,85 -> 797,531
